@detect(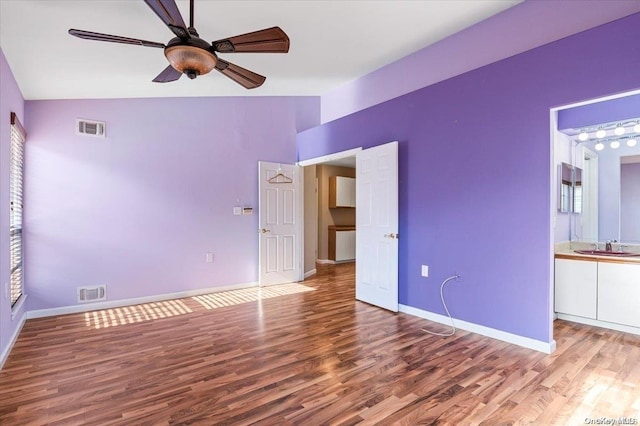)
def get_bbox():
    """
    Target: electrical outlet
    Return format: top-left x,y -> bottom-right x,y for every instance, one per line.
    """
206,253 -> 214,263
421,265 -> 429,277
